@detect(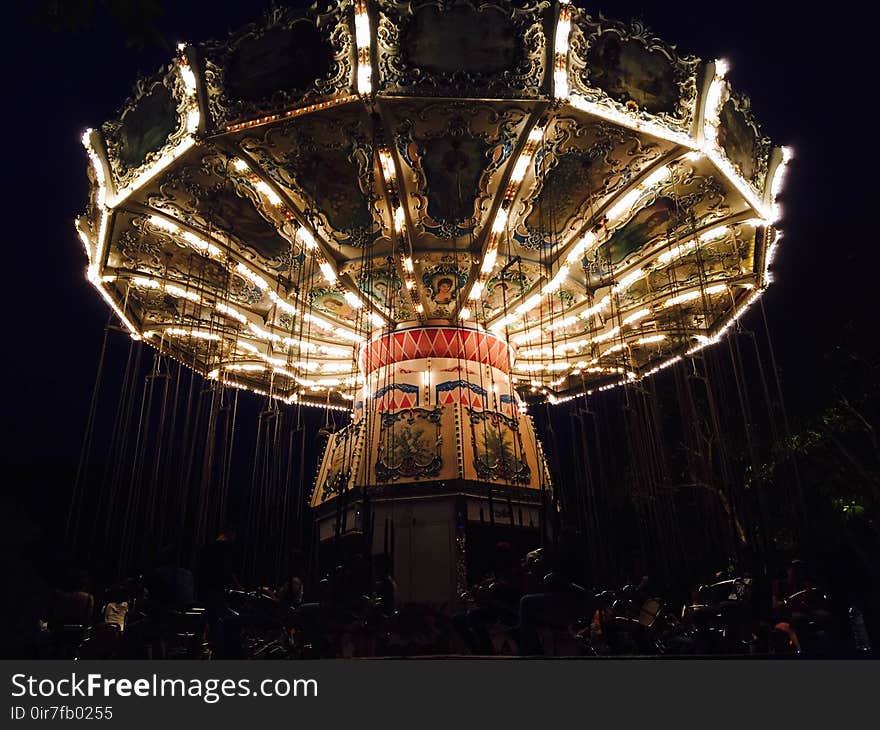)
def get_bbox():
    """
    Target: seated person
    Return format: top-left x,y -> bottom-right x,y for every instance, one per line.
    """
49,570 -> 94,628
147,546 -> 195,608
453,542 -> 523,654
771,559 -> 831,648
516,531 -> 590,655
